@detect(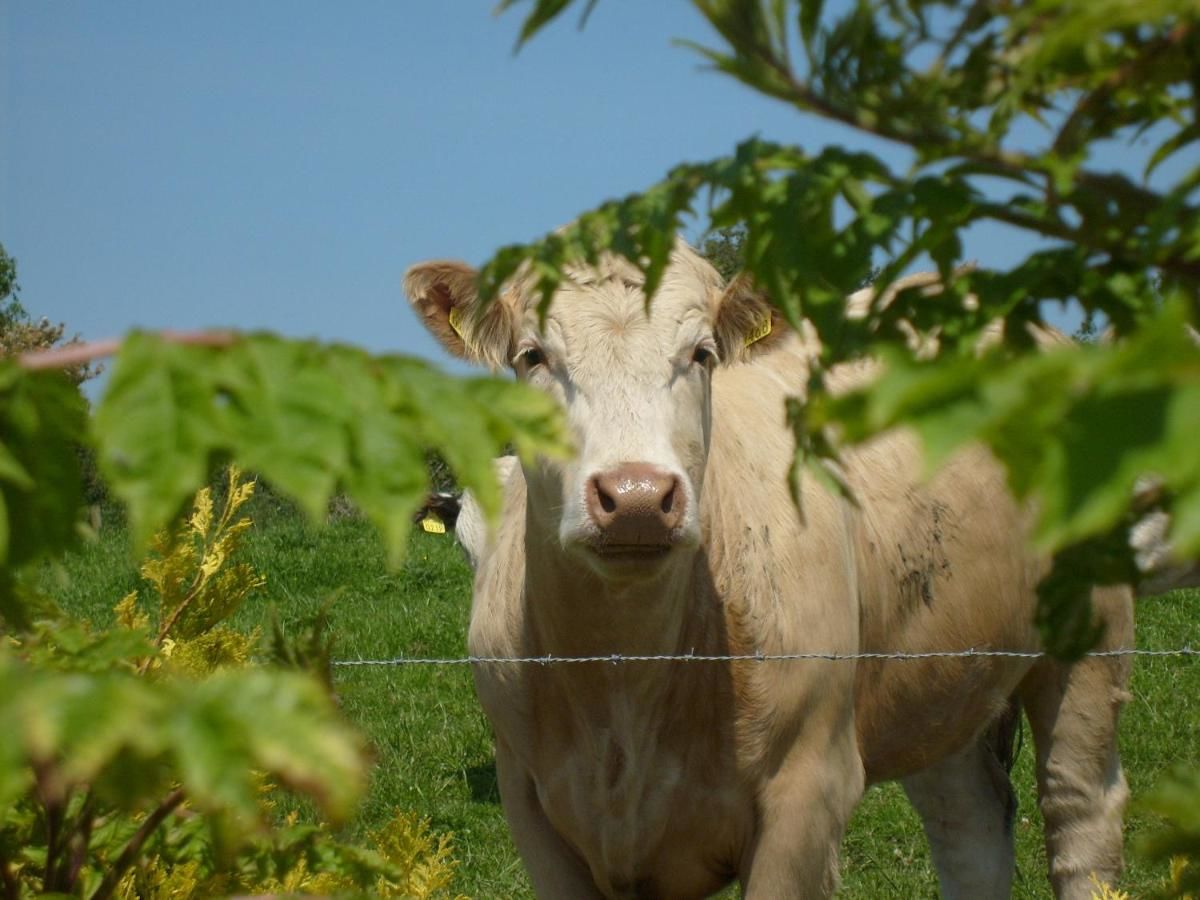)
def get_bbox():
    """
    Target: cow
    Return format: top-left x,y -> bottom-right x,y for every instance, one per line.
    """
404,242 -> 1134,900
